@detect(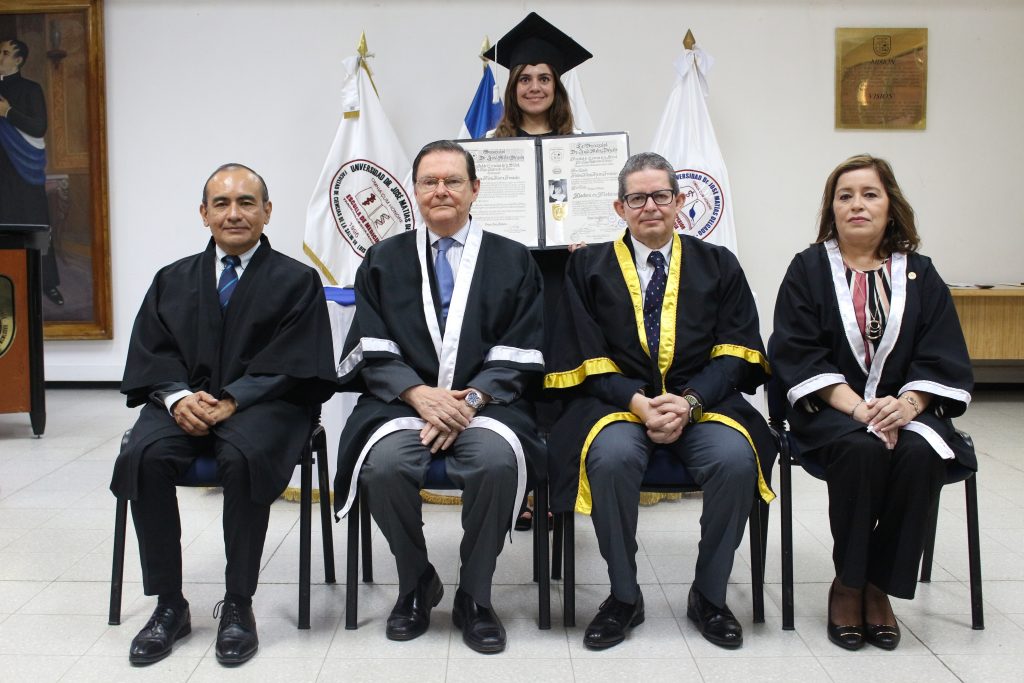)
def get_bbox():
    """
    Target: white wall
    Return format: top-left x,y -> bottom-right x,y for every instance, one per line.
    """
45,0 -> 1024,380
